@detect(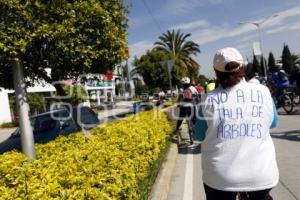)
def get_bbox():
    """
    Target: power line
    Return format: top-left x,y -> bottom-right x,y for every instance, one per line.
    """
141,0 -> 163,33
